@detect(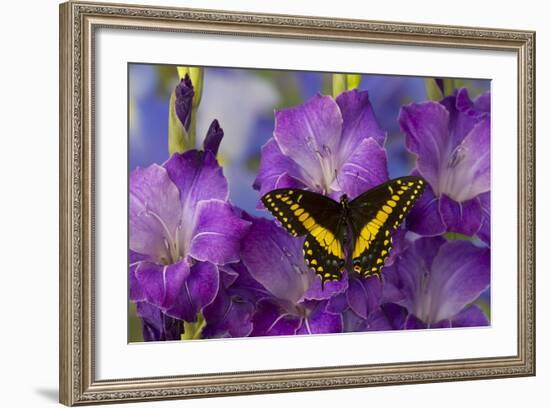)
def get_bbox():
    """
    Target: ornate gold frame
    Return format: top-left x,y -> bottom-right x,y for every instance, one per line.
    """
59,1 -> 536,405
